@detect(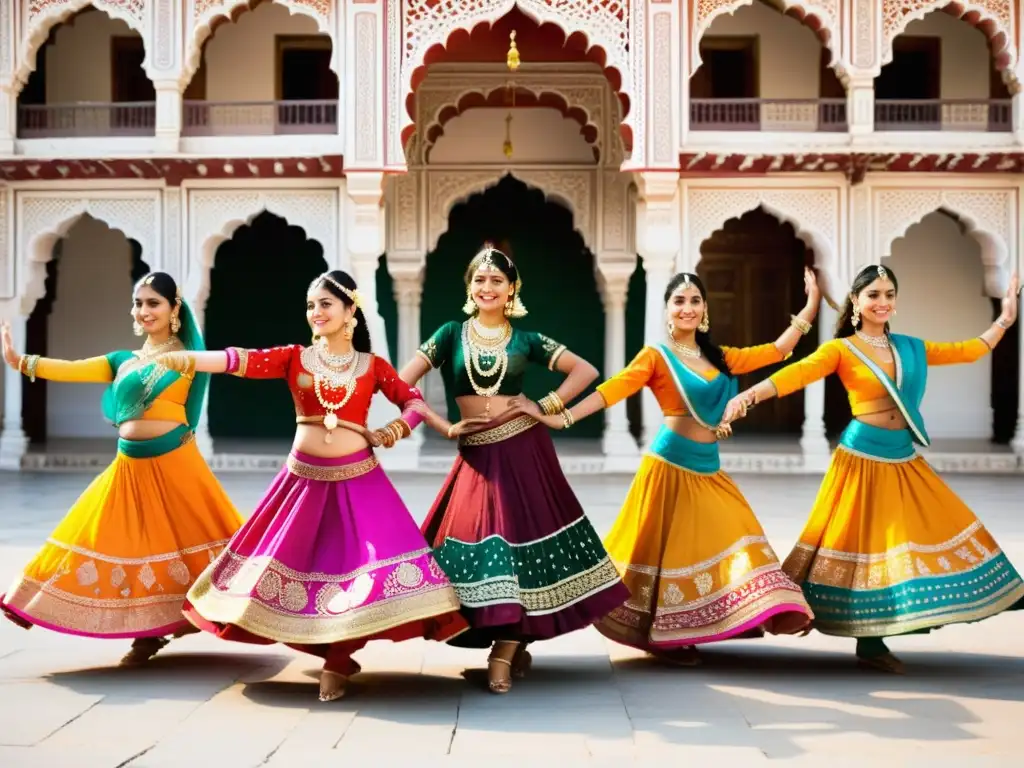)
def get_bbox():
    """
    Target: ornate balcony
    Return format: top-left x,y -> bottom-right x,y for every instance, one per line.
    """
182,100 -> 339,137
874,99 -> 1012,132
17,102 -> 155,138
689,99 -> 848,132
